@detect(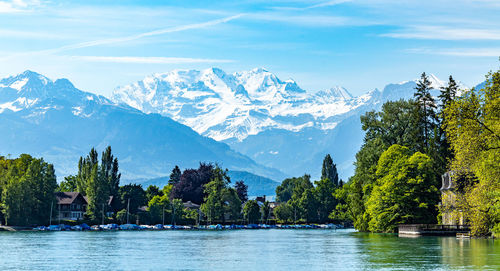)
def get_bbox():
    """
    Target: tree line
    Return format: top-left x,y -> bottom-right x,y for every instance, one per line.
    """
334,67 -> 499,236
